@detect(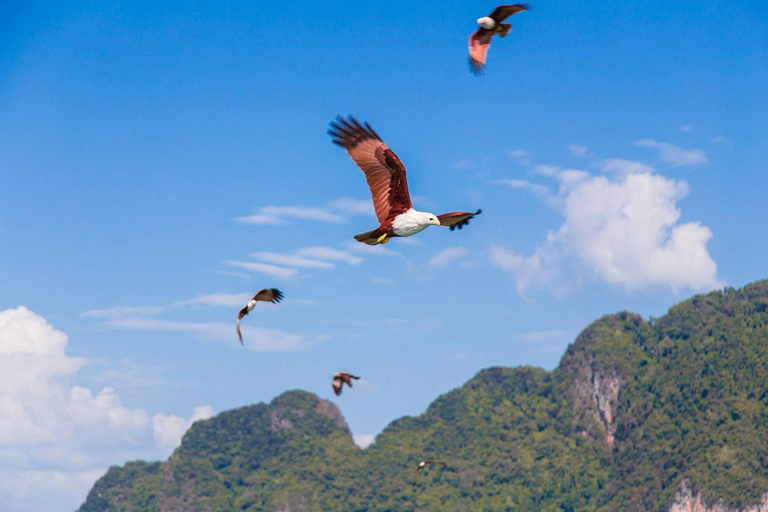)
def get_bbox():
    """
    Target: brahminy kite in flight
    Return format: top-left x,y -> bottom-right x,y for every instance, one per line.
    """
236,288 -> 284,345
469,3 -> 531,75
328,116 -> 481,245
332,372 -> 360,396
413,460 -> 446,485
